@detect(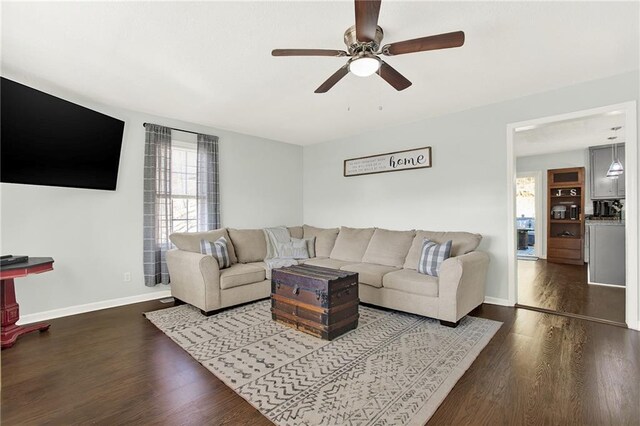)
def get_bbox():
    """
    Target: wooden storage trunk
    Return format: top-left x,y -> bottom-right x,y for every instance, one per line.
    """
271,264 -> 359,340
